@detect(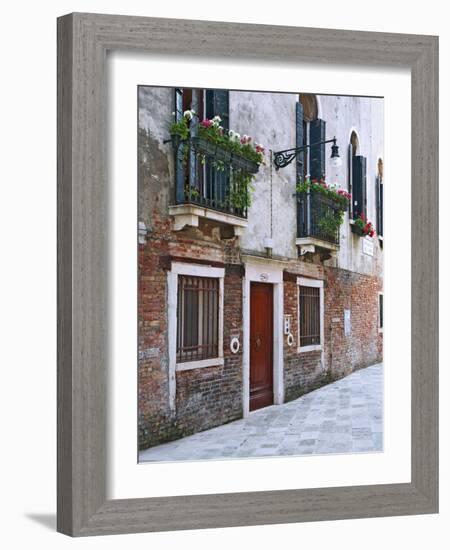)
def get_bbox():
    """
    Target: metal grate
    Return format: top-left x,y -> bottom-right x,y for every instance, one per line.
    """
299,285 -> 321,347
176,275 -> 219,362
176,140 -> 249,219
297,191 -> 341,245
